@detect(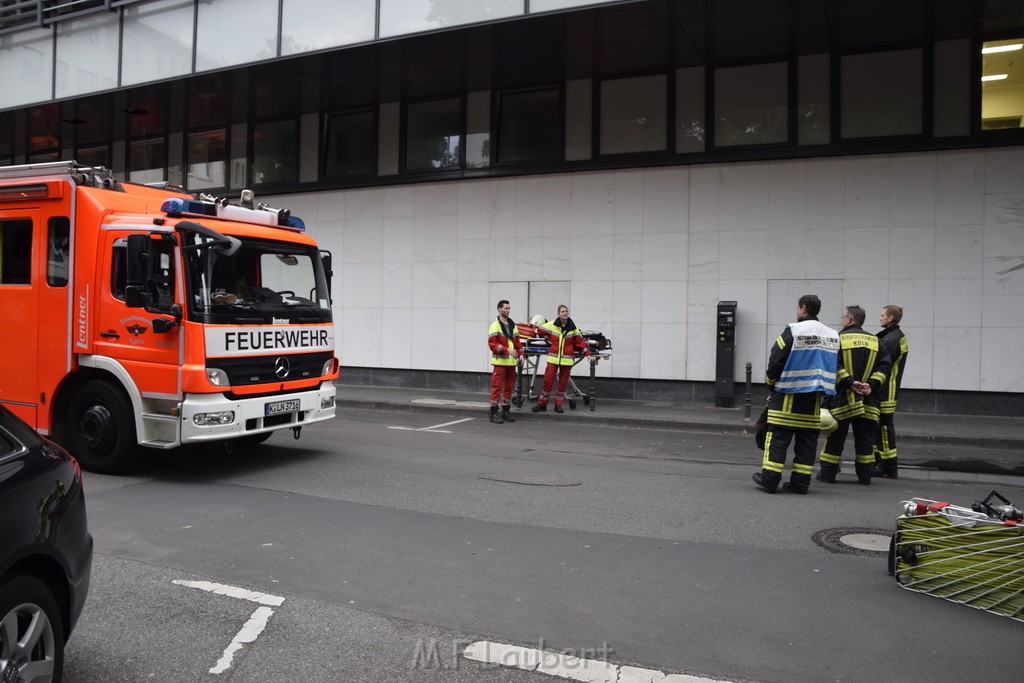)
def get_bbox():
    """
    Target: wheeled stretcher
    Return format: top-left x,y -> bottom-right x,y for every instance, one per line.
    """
511,326 -> 611,412
888,490 -> 1024,623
